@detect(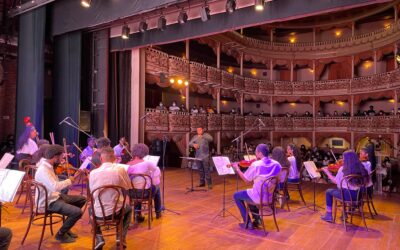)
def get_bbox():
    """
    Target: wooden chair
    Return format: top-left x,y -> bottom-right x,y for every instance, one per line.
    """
21,180 -> 64,249
363,169 -> 378,218
128,174 -> 153,229
245,176 -> 279,236
286,165 -> 307,206
276,168 -> 290,211
89,185 -> 127,250
333,174 -> 368,231
15,159 -> 33,205
17,164 -> 38,214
